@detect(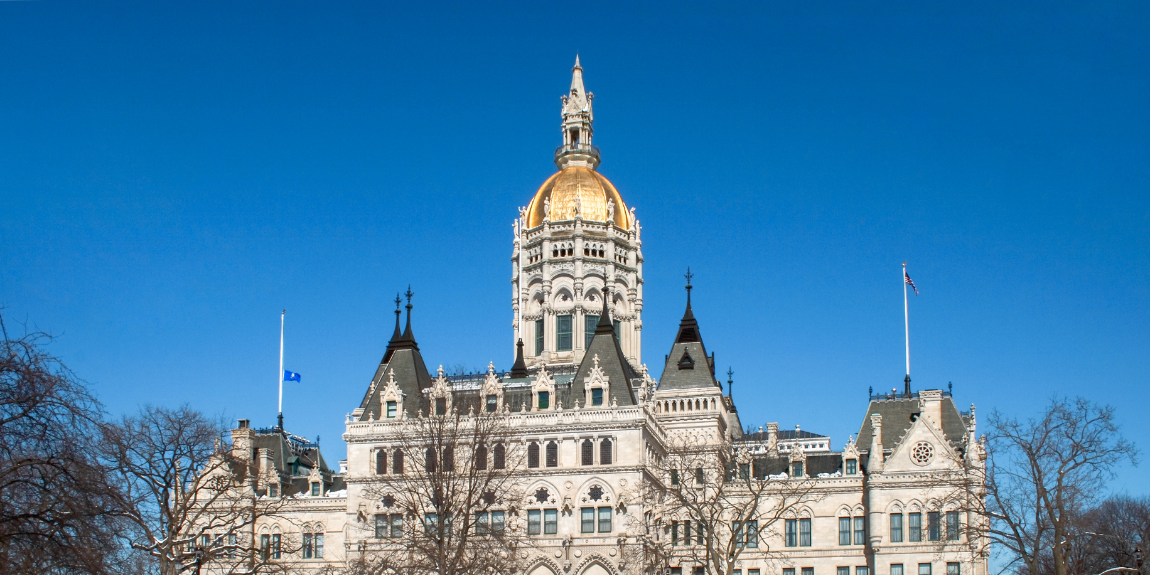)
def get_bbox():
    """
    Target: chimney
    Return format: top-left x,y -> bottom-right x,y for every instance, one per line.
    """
919,389 -> 943,429
767,422 -> 779,452
230,419 -> 254,461
868,413 -> 885,472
